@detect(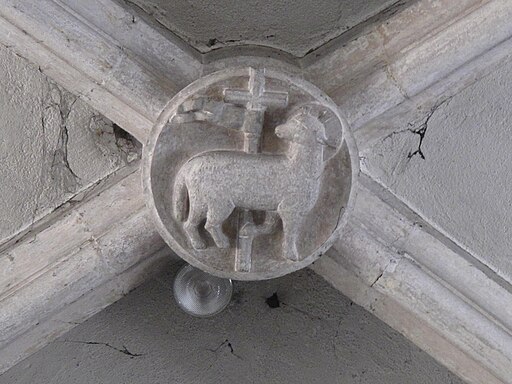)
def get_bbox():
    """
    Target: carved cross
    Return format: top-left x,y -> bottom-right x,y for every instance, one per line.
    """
223,68 -> 288,272
224,68 -> 288,153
